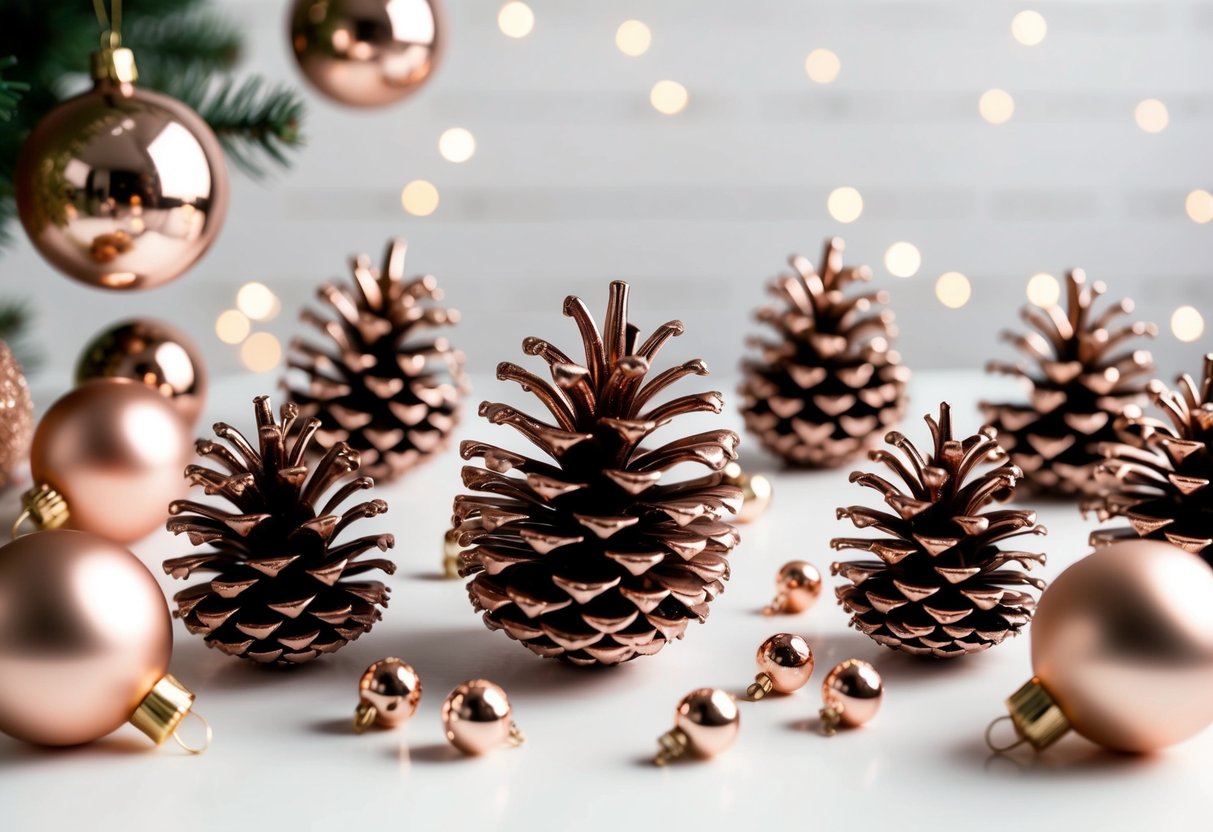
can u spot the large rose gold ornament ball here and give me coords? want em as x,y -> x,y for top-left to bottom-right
442,679 -> 522,755
0,341 -> 33,488
290,0 -> 444,108
14,76 -> 228,291
0,530 -> 172,746
1030,541 -> 1213,753
751,633 -> 814,698
764,560 -> 822,615
820,659 -> 883,734
76,319 -> 208,425
30,380 -> 192,543
675,688 -> 741,758
354,658 -> 422,732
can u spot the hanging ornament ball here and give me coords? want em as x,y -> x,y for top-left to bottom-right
354,658 -> 422,733
290,0 -> 444,108
820,659 -> 883,735
14,48 -> 228,291
27,380 -> 192,543
0,341 -> 33,488
76,319 -> 208,425
441,679 -> 524,756
1000,541 -> 1213,753
0,530 -> 201,747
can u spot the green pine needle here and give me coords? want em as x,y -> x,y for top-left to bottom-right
0,56 -> 29,122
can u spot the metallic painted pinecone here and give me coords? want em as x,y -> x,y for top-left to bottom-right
453,281 -> 742,666
830,403 -> 1047,658
979,269 -> 1155,497
1085,354 -> 1213,565
741,237 -> 909,468
286,238 -> 466,482
164,396 -> 396,665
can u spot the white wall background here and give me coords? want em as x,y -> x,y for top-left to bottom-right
5,0 -> 1213,385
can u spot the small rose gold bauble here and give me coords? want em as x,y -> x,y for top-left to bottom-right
721,461 -> 772,523
749,633 -> 814,699
30,380 -> 192,543
0,341 -> 33,488
674,688 -> 741,759
14,65 -> 227,290
0,530 -> 172,746
820,659 -> 883,734
764,560 -> 822,615
442,679 -> 521,755
76,319 -> 208,424
1026,541 -> 1213,753
290,0 -> 444,108
354,658 -> 422,732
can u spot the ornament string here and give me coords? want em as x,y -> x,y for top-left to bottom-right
91,0 -> 123,48
171,711 -> 213,755
984,715 -> 1029,753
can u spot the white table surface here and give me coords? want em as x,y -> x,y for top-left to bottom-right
2,370 -> 1210,832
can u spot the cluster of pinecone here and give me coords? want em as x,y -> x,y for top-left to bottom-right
159,233 -> 1206,669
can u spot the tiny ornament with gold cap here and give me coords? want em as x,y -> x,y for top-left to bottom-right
18,379 -> 193,544
653,688 -> 741,765
354,658 -> 422,733
0,529 -> 209,752
441,680 -> 524,756
747,633 -> 814,700
13,0 -> 228,290
720,461 -> 773,523
986,540 -> 1213,755
819,659 -> 883,736
763,560 -> 823,615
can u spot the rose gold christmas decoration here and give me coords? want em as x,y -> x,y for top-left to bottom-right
77,318 -> 208,425
23,380 -> 192,543
747,633 -> 814,700
290,0 -> 443,108
763,560 -> 822,615
654,688 -> 740,765
741,237 -> 909,468
820,659 -> 883,735
0,341 -> 33,489
988,541 -> 1213,754
354,658 -> 421,732
1085,354 -> 1213,566
721,461 -> 772,523
164,396 -> 396,665
453,281 -> 742,666
441,679 -> 524,756
0,529 -> 208,751
286,237 -> 465,482
14,40 -> 227,290
980,269 -> 1155,497
831,402 -> 1047,658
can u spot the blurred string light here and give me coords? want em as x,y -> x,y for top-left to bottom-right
936,272 -> 972,309
1171,306 -> 1205,342
884,242 -> 921,278
236,282 -> 280,321
616,20 -> 651,57
215,310 -> 250,345
979,89 -> 1015,124
650,80 -> 688,115
401,180 -> 440,216
827,187 -> 863,223
439,127 -> 476,163
804,49 -> 841,84
1026,272 -> 1060,307
498,2 -> 534,39
1186,189 -> 1213,224
241,332 -> 283,373
1134,98 -> 1168,133
1011,10 -> 1047,46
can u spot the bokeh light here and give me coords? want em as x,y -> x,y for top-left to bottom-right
979,89 -> 1015,124
236,282 -> 280,321
401,180 -> 440,216
650,80 -> 688,115
1135,99 -> 1169,133
805,49 -> 841,84
438,127 -> 476,163
1011,11 -> 1047,46
215,310 -> 250,345
616,20 -> 651,57
1171,306 -> 1205,342
884,242 -> 921,278
1185,189 -> 1213,224
827,187 -> 864,223
498,2 -> 535,38
936,272 -> 972,309
1026,273 -> 1060,307
240,332 -> 283,373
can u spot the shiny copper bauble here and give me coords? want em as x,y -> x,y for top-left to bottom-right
290,0 -> 444,108
355,658 -> 422,732
721,461 -> 772,523
14,77 -> 227,290
30,380 -> 192,543
442,679 -> 522,755
1029,541 -> 1213,753
753,633 -> 814,697
764,560 -> 822,615
675,688 -> 741,757
76,319 -> 208,424
821,659 -> 883,733
0,341 -> 33,488
0,530 -> 172,746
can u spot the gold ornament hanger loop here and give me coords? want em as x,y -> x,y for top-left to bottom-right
984,715 -> 1029,753
171,711 -> 213,755
92,0 -> 123,47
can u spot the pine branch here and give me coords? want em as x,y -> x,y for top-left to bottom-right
0,56 -> 28,121
127,11 -> 241,90
168,74 -> 306,179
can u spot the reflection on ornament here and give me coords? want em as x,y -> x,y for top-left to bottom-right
0,342 -> 33,489
654,688 -> 740,765
290,0 -> 444,108
23,380 -> 192,543
990,541 -> 1213,754
442,680 -> 524,755
14,46 -> 227,290
0,529 -> 208,751
76,318 -> 208,424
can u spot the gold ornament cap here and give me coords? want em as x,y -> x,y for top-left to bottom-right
90,46 -> 138,84
129,674 -> 210,752
1005,676 -> 1070,750
14,483 -> 69,537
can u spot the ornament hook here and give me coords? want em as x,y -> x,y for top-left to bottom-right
984,715 -> 1028,754
170,711 -> 213,755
